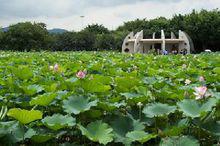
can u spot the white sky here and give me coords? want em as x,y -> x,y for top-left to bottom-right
0,0 -> 219,31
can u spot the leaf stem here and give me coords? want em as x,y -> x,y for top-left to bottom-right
31,105 -> 38,110
139,106 -> 142,120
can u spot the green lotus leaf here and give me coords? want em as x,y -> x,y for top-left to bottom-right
177,100 -> 200,118
162,126 -> 186,137
0,121 -> 19,138
7,108 -> 43,124
120,93 -> 142,99
91,75 -> 112,85
121,92 -> 149,103
31,135 -> 54,143
201,121 -> 220,136
110,114 -> 145,145
12,66 -> 33,80
126,131 -> 157,144
177,98 -> 217,118
213,67 -> 220,74
63,96 -> 97,115
84,109 -> 102,118
78,120 -> 113,145
30,128 -> 54,143
42,114 -> 76,130
0,121 -> 35,143
143,103 -> 176,118
0,121 -> 33,142
160,136 -> 200,146
143,77 -> 157,85
66,77 -> 78,83
200,98 -> 218,112
115,77 -> 140,92
1,121 -> 25,142
24,128 -> 37,139
211,91 -> 220,99
81,80 -> 111,93
30,93 -> 56,106
98,101 -> 126,111
23,84 -> 44,96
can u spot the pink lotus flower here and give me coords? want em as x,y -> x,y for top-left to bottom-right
76,71 -> 87,79
54,63 -> 59,72
194,86 -> 207,100
199,76 -> 205,82
185,79 -> 191,85
49,64 -> 59,72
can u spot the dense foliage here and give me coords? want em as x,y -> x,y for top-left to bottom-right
0,51 -> 219,145
0,9 -> 220,52
1,22 -> 50,51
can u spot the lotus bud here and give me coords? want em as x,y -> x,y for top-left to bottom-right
199,76 -> 205,82
182,64 -> 187,69
54,63 -> 59,72
137,102 -> 143,108
49,65 -> 54,70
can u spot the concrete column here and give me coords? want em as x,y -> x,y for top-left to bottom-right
122,32 -> 134,53
171,32 -> 176,39
134,30 -> 143,53
152,32 -> 156,49
161,30 -> 166,52
178,30 -> 191,54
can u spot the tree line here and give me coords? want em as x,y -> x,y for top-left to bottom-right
0,9 -> 219,52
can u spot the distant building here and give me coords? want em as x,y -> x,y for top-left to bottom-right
122,30 -> 194,54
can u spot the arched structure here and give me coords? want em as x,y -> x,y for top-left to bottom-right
122,30 -> 194,54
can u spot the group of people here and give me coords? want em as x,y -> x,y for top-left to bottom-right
161,49 -> 187,55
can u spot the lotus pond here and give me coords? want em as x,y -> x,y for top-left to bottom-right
0,51 -> 219,146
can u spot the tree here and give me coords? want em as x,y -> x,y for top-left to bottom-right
0,28 -> 4,49
115,17 -> 170,38
183,9 -> 220,52
113,30 -> 130,51
144,17 -> 170,38
170,14 -> 185,32
95,34 -> 115,50
50,32 -> 77,51
76,31 -> 96,51
83,24 -> 110,35
81,24 -> 110,51
51,31 -> 96,51
4,22 -> 50,51
117,19 -> 146,33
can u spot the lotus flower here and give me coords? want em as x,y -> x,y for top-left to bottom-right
49,64 -> 59,72
54,63 -> 59,72
185,79 -> 191,85
194,86 -> 207,100
199,76 -> 205,82
76,70 -> 87,79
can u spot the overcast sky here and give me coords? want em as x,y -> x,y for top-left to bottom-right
0,0 -> 219,31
